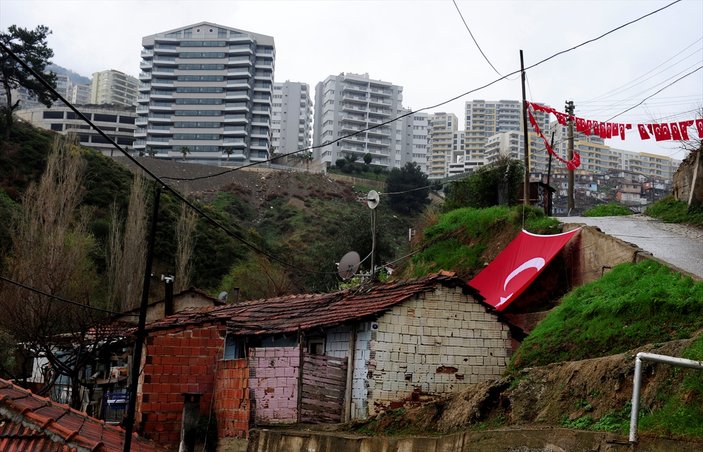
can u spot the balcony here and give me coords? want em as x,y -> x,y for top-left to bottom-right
228,45 -> 253,54
226,80 -> 250,90
150,92 -> 173,100
138,83 -> 151,92
225,91 -> 250,101
223,138 -> 246,147
146,137 -> 170,145
140,61 -> 153,70
135,117 -> 148,126
139,72 -> 152,81
151,67 -> 175,76
227,68 -> 252,77
225,103 -> 248,111
342,114 -> 366,125
253,83 -> 271,91
151,80 -> 174,88
141,49 -> 154,58
149,103 -> 174,112
228,57 -> 252,66
136,106 -> 149,114
137,95 -> 150,104
134,129 -> 146,138
254,60 -> 273,69
154,56 -> 177,65
223,126 -> 247,135
224,114 -> 248,123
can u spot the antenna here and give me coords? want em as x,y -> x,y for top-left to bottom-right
337,251 -> 360,280
366,190 -> 380,209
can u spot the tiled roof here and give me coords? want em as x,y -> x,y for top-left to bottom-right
146,271 -> 483,336
0,378 -> 164,452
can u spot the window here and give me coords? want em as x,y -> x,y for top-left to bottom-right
50,123 -> 63,131
43,111 -> 63,119
224,334 -> 245,360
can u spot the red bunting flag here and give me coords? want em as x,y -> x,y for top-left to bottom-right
696,119 -> 703,138
670,123 -> 682,141
653,123 -> 672,141
638,124 -> 651,140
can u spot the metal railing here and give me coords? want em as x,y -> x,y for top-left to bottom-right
629,352 -> 703,443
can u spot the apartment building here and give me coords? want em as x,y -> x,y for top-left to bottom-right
427,112 -> 458,179
399,111 -> 429,172
619,149 -> 679,181
71,83 -> 91,105
484,130 -> 554,173
90,70 -> 139,107
16,105 -> 136,156
134,22 -> 275,163
313,73 -> 403,170
271,81 -> 312,160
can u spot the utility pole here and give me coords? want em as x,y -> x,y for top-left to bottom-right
565,100 -> 575,213
520,50 -> 530,206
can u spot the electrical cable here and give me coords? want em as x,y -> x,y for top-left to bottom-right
451,0 -> 502,76
0,274 -> 138,317
162,0 -> 682,183
605,65 -> 703,122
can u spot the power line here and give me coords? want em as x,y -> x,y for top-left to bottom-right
0,274 -> 137,317
451,0 -> 502,76
162,0 -> 682,183
605,65 -> 703,122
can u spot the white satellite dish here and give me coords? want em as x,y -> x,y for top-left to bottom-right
337,251 -> 361,280
367,190 -> 380,210
218,291 -> 228,302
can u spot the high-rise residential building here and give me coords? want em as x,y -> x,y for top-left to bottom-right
484,131 -> 550,172
313,73 -> 403,170
70,83 -> 91,105
399,111 -> 429,172
134,22 -> 275,163
271,81 -> 312,160
16,105 -> 136,156
90,70 -> 139,107
427,112 -> 458,179
55,74 -> 71,99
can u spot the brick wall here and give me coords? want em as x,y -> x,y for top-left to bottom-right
214,358 -> 249,438
249,346 -> 300,424
367,288 -> 511,415
138,324 -> 225,446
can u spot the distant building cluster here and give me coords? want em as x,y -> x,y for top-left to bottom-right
12,21 -> 681,176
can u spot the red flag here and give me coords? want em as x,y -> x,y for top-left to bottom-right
576,117 -> 587,133
670,123 -> 682,141
593,121 -> 600,136
599,122 -> 608,139
555,112 -> 568,126
605,123 -> 613,139
469,229 -> 582,311
626,124 -> 632,129
619,124 -> 626,139
638,124 -> 651,140
679,120 -> 693,140
696,119 -> 703,138
584,120 -> 592,136
653,123 -> 672,141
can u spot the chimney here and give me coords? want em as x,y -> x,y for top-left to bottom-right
163,274 -> 174,316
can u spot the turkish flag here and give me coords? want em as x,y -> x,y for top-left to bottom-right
555,112 -> 568,126
606,123 -> 613,139
619,124 -> 626,139
653,123 -> 672,141
638,124 -> 651,140
593,121 -> 600,136
599,122 -> 608,139
576,117 -> 587,133
670,123 -> 682,141
469,229 -> 581,311
696,119 -> 703,138
679,120 -> 694,140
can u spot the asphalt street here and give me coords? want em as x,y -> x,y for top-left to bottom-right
560,215 -> 703,280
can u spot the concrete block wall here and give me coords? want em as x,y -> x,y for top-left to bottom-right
249,346 -> 300,424
351,323 -> 372,419
139,324 -> 225,446
324,325 -> 352,359
214,358 -> 249,438
367,288 -> 511,415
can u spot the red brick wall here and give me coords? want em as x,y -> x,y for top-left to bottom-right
138,324 -> 225,447
214,358 -> 249,438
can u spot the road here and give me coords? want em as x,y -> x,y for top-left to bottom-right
559,215 -> 703,280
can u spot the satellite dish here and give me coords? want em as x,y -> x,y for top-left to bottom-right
337,251 -> 360,280
218,291 -> 228,302
367,190 -> 380,209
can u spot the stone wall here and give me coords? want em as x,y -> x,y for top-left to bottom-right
672,148 -> 702,206
138,323 -> 225,446
366,287 -> 512,415
249,346 -> 300,424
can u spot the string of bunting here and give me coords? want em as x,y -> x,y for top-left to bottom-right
525,101 -> 703,171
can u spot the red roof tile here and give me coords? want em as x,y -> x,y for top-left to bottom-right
146,271 -> 484,336
0,378 -> 165,452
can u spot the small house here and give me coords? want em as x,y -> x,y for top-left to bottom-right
136,272 -> 513,447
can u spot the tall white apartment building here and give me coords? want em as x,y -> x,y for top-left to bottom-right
71,83 -> 91,105
134,22 -> 275,163
313,73 -> 403,169
484,131 -> 551,172
90,69 -> 139,106
271,81 -> 312,159
399,111 -> 430,172
427,112 -> 458,179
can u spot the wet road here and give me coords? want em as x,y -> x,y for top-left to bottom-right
559,215 -> 703,280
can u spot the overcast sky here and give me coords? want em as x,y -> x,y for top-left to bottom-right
2,0 -> 701,159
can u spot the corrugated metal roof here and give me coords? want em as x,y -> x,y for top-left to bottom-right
0,378 -> 165,452
145,271 -> 483,336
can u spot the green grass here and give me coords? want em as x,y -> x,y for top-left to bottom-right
408,205 -> 560,278
511,260 -> 703,369
638,334 -> 703,438
584,203 -> 633,217
646,196 -> 703,227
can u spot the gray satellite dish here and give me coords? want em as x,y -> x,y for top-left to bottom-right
338,251 -> 360,280
218,291 -> 228,302
367,190 -> 380,209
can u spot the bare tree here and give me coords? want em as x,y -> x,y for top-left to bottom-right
174,202 -> 197,292
0,135 -> 116,408
107,175 -> 148,311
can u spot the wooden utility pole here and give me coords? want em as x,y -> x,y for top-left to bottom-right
565,100 -> 575,213
520,50 -> 530,206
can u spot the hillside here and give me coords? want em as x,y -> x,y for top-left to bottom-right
0,123 -> 419,300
